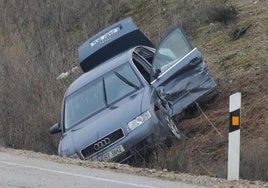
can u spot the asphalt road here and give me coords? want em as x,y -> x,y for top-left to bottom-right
0,151 -> 203,188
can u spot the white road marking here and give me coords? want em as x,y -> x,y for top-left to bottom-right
0,160 -> 156,188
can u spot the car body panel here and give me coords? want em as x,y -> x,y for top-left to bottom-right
69,89 -> 144,149
79,17 -> 154,72
152,48 -> 216,116
151,28 -> 216,117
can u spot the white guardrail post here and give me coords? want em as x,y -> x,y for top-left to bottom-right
227,92 -> 241,180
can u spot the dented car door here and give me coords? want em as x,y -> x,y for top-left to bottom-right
151,28 -> 217,117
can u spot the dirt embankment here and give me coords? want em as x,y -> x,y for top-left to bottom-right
147,0 -> 268,181
0,0 -> 267,183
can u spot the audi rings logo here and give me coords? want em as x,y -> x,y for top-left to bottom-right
94,138 -> 111,151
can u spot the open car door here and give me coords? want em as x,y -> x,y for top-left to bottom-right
151,27 -> 217,117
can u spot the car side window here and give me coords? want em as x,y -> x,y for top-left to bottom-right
153,29 -> 192,74
132,54 -> 151,83
135,47 -> 154,65
132,47 -> 154,83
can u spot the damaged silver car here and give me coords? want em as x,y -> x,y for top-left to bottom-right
50,17 -> 216,162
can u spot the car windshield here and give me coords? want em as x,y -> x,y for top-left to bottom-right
64,64 -> 141,130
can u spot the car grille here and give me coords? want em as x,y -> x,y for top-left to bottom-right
81,128 -> 124,158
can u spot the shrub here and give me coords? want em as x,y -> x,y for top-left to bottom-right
203,1 -> 238,24
240,138 -> 268,181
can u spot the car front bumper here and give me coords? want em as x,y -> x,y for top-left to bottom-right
86,115 -> 162,163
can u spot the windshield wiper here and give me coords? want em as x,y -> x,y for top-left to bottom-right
102,78 -> 108,106
114,71 -> 139,90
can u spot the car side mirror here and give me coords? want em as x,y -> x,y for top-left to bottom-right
50,123 -> 61,134
153,69 -> 161,79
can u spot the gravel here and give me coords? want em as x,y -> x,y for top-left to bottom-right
0,147 -> 266,188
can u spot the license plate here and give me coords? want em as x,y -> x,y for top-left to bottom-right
96,145 -> 125,162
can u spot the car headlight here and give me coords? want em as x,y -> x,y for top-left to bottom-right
127,111 -> 151,132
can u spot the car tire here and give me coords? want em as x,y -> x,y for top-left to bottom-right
165,115 -> 180,139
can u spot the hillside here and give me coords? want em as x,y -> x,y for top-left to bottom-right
0,0 -> 267,182
155,0 -> 268,181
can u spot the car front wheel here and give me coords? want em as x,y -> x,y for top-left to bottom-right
165,115 -> 180,139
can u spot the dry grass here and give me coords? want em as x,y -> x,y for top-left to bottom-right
0,0 -> 267,182
240,138 -> 268,181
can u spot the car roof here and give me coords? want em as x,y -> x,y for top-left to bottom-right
65,49 -> 133,97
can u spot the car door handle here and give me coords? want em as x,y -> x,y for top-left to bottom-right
189,57 -> 202,66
